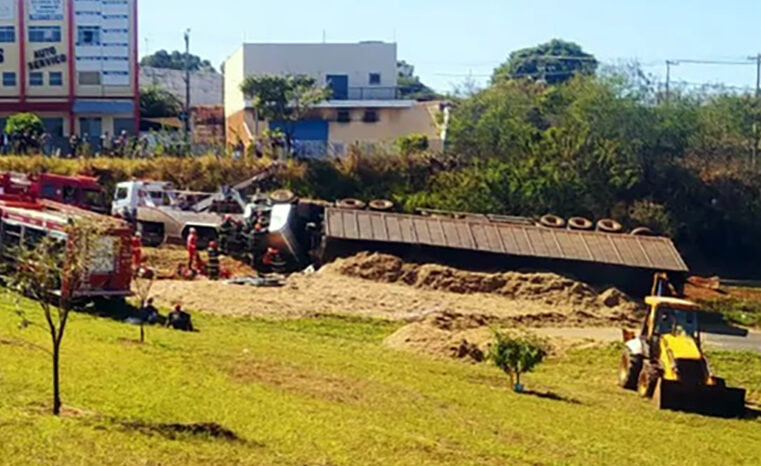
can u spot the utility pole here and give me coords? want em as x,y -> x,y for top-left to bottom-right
665,60 -> 678,102
184,29 -> 191,152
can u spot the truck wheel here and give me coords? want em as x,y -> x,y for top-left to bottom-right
630,226 -> 654,236
539,215 -> 566,229
137,221 -> 166,247
637,363 -> 658,398
597,219 -> 624,234
568,217 -> 594,231
619,350 -> 642,390
337,199 -> 366,210
369,199 -> 394,212
269,189 -> 296,204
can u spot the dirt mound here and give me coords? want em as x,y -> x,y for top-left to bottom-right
142,246 -> 256,279
384,311 -> 493,363
327,252 -> 633,310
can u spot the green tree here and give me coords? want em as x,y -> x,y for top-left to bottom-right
140,86 -> 183,118
397,60 -> 439,100
493,39 -> 597,84
140,49 -> 215,72
4,218 -> 109,416
240,74 -> 331,154
5,112 -> 44,138
396,133 -> 429,155
489,332 -> 548,392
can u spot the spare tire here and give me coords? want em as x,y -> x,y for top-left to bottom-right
597,218 -> 624,234
269,189 -> 296,204
369,199 -> 394,212
539,214 -> 566,229
630,226 -> 655,237
337,198 -> 366,210
568,217 -> 594,231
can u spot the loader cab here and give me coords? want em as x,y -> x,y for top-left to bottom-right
642,297 -> 702,359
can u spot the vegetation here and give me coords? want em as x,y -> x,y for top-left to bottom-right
699,294 -> 761,328
395,133 -> 429,155
139,86 -> 183,118
489,332 -> 548,391
140,50 -> 216,73
492,39 -> 597,84
5,112 -> 44,138
0,296 -> 759,464
398,60 -> 440,100
3,218 -> 108,415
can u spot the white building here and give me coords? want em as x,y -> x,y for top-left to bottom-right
223,42 -> 444,155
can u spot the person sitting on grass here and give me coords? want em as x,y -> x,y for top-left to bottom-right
140,298 -> 161,325
166,304 -> 194,332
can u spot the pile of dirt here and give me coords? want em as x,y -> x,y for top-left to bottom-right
384,311 -> 494,363
326,252 -> 635,310
142,246 -> 256,279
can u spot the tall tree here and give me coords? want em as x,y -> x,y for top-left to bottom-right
140,49 -> 216,73
240,74 -> 331,153
492,39 -> 597,85
397,60 -> 440,100
140,86 -> 183,118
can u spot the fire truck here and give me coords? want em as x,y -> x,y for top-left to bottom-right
0,173 -> 107,214
0,198 -> 132,299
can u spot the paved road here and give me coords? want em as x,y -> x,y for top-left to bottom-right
534,327 -> 761,353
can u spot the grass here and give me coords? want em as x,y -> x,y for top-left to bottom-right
699,293 -> 761,328
1,294 -> 761,465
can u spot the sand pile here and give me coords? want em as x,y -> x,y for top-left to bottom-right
326,252 -> 632,309
142,246 -> 256,278
384,311 -> 494,363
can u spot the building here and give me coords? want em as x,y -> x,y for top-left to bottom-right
223,42 -> 445,155
139,66 -> 222,108
0,0 -> 138,148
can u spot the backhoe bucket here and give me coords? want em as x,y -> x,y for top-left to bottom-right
654,379 -> 746,417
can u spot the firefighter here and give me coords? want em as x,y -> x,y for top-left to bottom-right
186,228 -> 199,270
218,215 -> 235,255
166,304 -> 194,332
131,232 -> 142,272
206,241 -> 221,280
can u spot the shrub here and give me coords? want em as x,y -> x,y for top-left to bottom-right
489,332 -> 548,392
395,133 -> 429,155
5,112 -> 44,137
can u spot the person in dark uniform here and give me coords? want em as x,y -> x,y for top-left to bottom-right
218,215 -> 235,255
206,241 -> 221,280
139,298 -> 161,324
166,304 -> 194,332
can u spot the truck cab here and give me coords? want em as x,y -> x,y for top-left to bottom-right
112,180 -> 176,217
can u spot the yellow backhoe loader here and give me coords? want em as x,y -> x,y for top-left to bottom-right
618,275 -> 746,417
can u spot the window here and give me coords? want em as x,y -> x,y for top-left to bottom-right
78,71 -> 101,85
369,73 -> 381,85
41,184 -> 57,198
115,187 -> 129,201
113,118 -> 135,136
0,26 -> 15,43
49,72 -> 63,86
362,110 -> 379,123
29,26 -> 61,42
77,26 -> 101,45
337,110 -> 351,123
2,72 -> 16,87
29,72 -> 43,86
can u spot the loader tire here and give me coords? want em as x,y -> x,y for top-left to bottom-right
568,217 -> 594,231
630,227 -> 654,236
269,189 -> 296,204
597,218 -> 624,234
337,198 -> 366,210
618,350 -> 642,390
637,363 -> 658,399
539,214 -> 566,229
369,199 -> 394,212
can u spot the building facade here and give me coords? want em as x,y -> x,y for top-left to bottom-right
0,0 -> 138,147
223,42 -> 444,155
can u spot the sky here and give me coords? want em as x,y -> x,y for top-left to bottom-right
140,0 -> 761,93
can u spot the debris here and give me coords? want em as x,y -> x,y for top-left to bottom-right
225,276 -> 285,287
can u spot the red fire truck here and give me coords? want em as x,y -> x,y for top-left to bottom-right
0,173 -> 107,214
0,198 -> 132,299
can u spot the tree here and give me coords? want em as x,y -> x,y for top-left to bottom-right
493,39 -> 597,85
4,218 -> 109,415
488,332 -> 548,392
397,60 -> 439,100
396,133 -> 429,155
140,86 -> 183,118
240,74 -> 331,154
132,267 -> 156,343
140,49 -> 215,73
5,112 -> 44,138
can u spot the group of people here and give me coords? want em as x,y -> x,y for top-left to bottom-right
1,131 -> 52,155
68,130 -> 140,158
137,298 -> 194,332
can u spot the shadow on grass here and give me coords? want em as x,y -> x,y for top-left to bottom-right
522,390 -> 582,405
744,406 -> 761,420
75,299 -> 167,326
117,420 -> 252,444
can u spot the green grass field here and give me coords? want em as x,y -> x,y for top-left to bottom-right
1,294 -> 760,466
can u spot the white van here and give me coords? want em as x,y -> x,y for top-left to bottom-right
111,181 -> 177,217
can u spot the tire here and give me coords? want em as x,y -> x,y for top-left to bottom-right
630,226 -> 654,236
137,221 -> 165,247
597,218 -> 624,234
568,217 -> 594,231
269,189 -> 296,204
337,198 -> 366,210
637,363 -> 658,399
369,199 -> 394,212
618,350 -> 643,390
540,214 -> 566,229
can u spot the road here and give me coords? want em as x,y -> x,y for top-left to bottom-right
534,327 -> 761,353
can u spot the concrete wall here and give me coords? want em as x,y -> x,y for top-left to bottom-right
223,46 -> 245,119
140,66 -> 222,107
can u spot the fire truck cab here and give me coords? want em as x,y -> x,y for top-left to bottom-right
0,173 -> 107,214
0,198 -> 132,299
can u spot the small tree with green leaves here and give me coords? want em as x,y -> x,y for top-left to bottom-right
489,331 -> 548,392
132,266 -> 156,343
4,217 -> 109,415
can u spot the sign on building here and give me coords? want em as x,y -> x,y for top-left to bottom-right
29,0 -> 63,21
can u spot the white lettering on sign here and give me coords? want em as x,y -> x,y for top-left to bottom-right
29,0 -> 63,21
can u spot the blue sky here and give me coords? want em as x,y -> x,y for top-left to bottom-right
140,0 -> 760,93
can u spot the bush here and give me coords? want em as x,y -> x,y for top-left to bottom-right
489,332 -> 548,392
5,113 -> 44,137
395,133 -> 429,155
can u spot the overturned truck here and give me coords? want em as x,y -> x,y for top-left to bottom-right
262,200 -> 688,297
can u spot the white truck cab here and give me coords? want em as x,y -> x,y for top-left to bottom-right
111,180 -> 177,217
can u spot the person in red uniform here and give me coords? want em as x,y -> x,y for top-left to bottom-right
186,228 -> 198,270
131,232 -> 142,272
